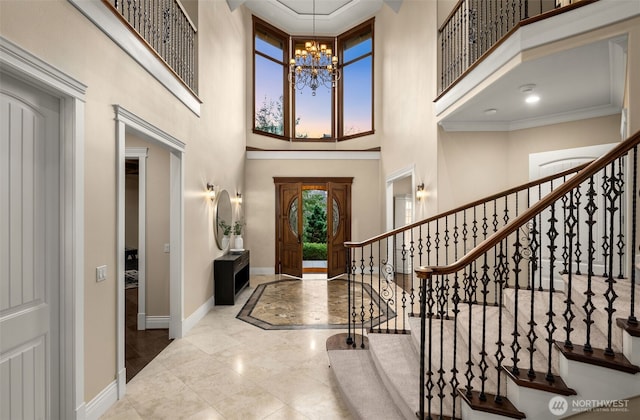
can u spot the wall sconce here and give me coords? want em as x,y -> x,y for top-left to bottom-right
416,183 -> 427,200
206,183 -> 216,201
235,192 -> 242,204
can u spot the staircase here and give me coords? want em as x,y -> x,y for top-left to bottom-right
328,130 -> 640,419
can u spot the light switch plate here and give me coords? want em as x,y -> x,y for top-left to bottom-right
96,265 -> 107,282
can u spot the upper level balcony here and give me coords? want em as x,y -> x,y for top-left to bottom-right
435,0 -> 639,132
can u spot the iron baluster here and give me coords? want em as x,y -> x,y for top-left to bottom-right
347,248 -> 354,346
510,200 -> 523,376
601,165 -> 611,277
419,275 -> 426,419
629,145 -> 638,325
563,190 -> 577,349
616,157 -> 625,279
494,239 -> 507,403
583,175 -> 597,353
465,263 -> 475,398
561,192 -> 570,275
450,266 -> 462,420
426,274 -> 435,418
528,213 -> 540,378
478,254 -> 491,401
574,184 -> 583,275
368,246 -> 375,332
545,201 -> 558,382
604,162 -> 621,356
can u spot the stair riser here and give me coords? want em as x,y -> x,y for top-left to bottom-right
559,354 -> 640,402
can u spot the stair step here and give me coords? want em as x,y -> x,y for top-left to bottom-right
455,303 -> 549,395
554,341 -> 640,374
368,332 -> 420,419
458,390 -> 525,419
567,273 -> 639,351
503,286 -> 615,375
502,365 -> 577,396
406,316 -> 469,418
326,334 -> 406,420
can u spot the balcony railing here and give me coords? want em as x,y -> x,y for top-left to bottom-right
107,0 -> 197,93
439,0 -> 596,94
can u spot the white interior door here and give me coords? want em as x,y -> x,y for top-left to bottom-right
529,143 -> 621,285
1,74 -> 60,419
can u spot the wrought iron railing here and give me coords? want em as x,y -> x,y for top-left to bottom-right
344,129 -> 639,418
107,0 -> 197,93
439,0 -> 597,94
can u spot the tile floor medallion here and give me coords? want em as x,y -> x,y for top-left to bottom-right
237,278 -> 396,330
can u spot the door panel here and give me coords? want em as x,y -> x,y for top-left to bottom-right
1,75 -> 60,419
328,182 -> 351,278
277,183 -> 302,277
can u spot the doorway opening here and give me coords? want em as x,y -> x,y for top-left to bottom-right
302,186 -> 328,278
275,177 -> 352,279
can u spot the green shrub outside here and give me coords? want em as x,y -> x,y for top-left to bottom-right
303,242 -> 327,260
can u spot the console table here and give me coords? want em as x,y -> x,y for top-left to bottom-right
214,250 -> 250,305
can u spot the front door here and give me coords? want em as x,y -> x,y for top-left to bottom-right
275,178 -> 352,278
277,182 -> 303,277
327,182 -> 351,278
1,74 -> 61,419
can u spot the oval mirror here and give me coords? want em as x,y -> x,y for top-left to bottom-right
214,189 -> 232,250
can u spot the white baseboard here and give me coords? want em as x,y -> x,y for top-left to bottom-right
251,267 -> 275,275
182,295 -> 214,335
85,379 -> 118,420
145,315 -> 170,329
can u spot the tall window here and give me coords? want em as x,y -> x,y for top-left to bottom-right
254,20 -> 287,137
253,17 -> 374,142
338,21 -> 373,138
293,37 -> 334,139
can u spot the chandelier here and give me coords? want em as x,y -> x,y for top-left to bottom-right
288,0 -> 340,96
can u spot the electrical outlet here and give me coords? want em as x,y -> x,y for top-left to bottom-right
96,265 -> 107,282
164,243 -> 170,253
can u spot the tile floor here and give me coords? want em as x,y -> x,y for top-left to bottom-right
101,275 -> 354,420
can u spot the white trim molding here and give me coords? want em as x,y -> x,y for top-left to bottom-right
84,380 -> 117,420
114,105 -> 185,406
67,0 -> 201,115
182,296 -> 215,335
145,316 -> 171,329
1,35 -> 86,420
246,150 -> 381,160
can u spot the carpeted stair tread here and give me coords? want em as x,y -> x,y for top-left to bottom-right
503,287 -> 615,372
367,332 -> 421,419
455,304 -> 544,393
327,345 -> 405,420
567,274 -> 638,351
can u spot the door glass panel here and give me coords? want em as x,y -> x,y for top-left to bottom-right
332,198 -> 340,237
289,197 -> 299,237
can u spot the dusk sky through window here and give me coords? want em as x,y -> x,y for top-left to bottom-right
255,25 -> 372,139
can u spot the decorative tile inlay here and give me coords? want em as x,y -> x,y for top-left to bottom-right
237,279 -> 395,330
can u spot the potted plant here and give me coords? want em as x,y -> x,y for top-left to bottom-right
218,220 -> 231,249
233,220 -> 244,250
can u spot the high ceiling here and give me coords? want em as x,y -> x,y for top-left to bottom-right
228,0 -> 403,34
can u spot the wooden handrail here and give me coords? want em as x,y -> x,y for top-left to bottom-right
345,161 -> 590,248
416,129 -> 640,277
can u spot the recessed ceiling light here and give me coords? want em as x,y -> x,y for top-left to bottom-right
525,95 -> 540,104
484,108 -> 498,115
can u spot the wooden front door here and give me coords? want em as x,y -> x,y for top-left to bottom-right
327,182 -> 351,278
276,182 -> 303,277
275,178 -> 352,278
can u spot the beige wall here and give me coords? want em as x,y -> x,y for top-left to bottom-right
0,0 -> 247,401
244,159 -> 381,270
377,0 -> 440,223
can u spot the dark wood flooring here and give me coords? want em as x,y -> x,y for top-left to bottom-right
125,287 -> 173,382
